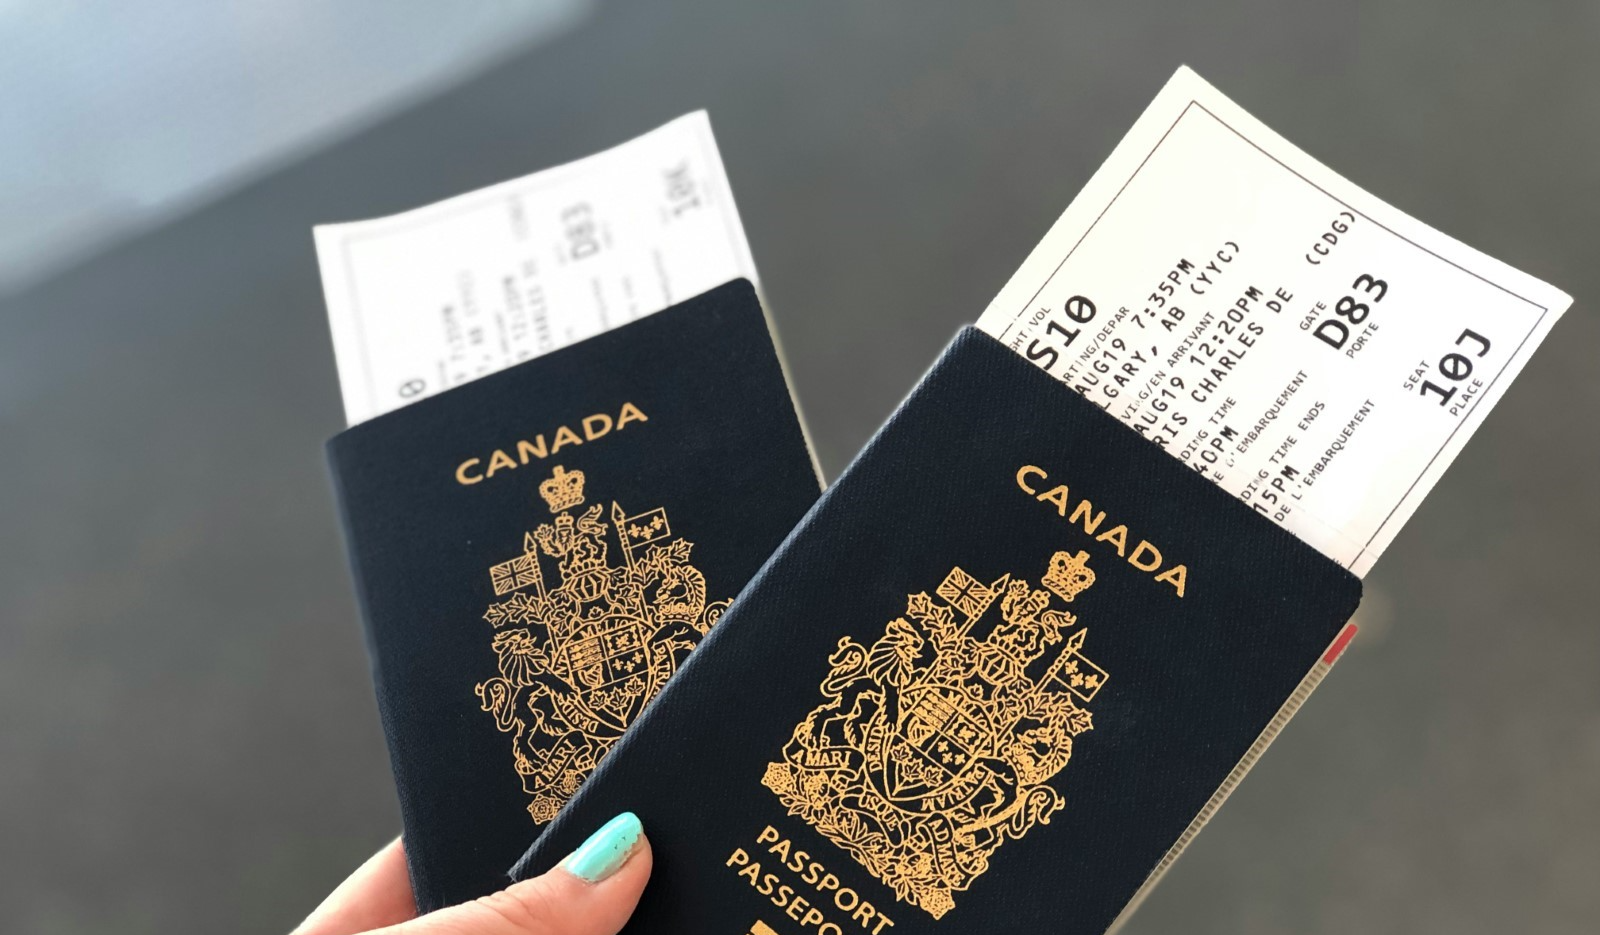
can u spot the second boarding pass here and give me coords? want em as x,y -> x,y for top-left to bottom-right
316,111 -> 757,426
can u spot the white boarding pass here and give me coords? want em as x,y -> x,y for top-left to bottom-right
316,111 -> 758,425
977,66 -> 1571,576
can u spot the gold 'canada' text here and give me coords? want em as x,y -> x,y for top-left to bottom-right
455,402 -> 648,485
1015,464 -> 1189,597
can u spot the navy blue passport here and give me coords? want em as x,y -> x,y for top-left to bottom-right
509,327 -> 1361,934
326,279 -> 820,912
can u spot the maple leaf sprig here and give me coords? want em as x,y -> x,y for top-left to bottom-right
483,590 -> 546,628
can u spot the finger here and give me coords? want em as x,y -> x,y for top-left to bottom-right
292,836 -> 417,935
375,812 -> 651,935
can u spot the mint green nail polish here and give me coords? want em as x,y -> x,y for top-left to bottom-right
562,812 -> 643,883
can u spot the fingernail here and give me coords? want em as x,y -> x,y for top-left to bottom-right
561,812 -> 643,883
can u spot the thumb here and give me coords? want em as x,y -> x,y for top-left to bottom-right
376,813 -> 651,935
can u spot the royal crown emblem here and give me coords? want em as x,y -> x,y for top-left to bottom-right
539,464 -> 587,513
1042,547 -> 1095,601
762,550 -> 1109,919
476,466 -> 729,823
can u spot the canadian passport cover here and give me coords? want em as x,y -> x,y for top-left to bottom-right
327,279 -> 819,911
509,327 -> 1362,934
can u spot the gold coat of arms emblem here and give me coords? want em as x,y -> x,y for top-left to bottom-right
763,550 -> 1108,919
475,465 -> 728,823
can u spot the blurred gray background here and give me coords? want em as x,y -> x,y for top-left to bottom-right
1,1 -> 1596,933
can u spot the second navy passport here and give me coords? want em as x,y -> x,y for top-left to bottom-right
510,328 -> 1361,934
327,280 -> 819,911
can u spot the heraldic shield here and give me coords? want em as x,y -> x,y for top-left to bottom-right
763,550 -> 1109,919
476,465 -> 729,824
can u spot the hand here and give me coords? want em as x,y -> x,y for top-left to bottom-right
293,812 -> 651,935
